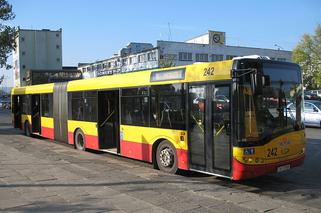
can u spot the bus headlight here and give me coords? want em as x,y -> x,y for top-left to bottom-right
255,157 -> 264,163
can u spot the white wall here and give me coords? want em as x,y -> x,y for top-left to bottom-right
13,29 -> 62,86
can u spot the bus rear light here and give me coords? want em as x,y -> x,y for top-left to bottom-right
180,136 -> 185,142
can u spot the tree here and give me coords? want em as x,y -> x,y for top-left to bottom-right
0,0 -> 16,84
159,54 -> 176,68
293,25 -> 321,89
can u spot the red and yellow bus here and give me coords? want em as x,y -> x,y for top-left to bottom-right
11,57 -> 305,180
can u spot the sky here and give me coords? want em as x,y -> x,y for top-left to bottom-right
1,0 -> 321,87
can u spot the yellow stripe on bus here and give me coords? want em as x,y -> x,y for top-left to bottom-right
67,120 -> 98,136
11,83 -> 54,95
41,117 -> 54,128
120,125 -> 188,150
233,130 -> 305,165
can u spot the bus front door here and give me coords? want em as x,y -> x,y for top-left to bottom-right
31,94 -> 41,133
188,84 -> 231,177
98,90 -> 120,153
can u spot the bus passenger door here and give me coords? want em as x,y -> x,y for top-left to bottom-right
98,90 -> 120,153
188,84 -> 231,177
13,95 -> 22,128
31,94 -> 41,133
212,85 -> 231,173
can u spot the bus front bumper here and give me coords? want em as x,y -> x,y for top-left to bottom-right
232,154 -> 305,180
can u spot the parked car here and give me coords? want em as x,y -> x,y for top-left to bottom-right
310,90 -> 321,98
303,100 -> 321,127
286,100 -> 321,127
304,90 -> 318,100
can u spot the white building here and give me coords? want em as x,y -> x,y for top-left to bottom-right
13,29 -> 63,87
79,30 -> 292,78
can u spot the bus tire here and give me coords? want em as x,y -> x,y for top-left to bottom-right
24,121 -> 31,137
75,129 -> 86,151
156,140 -> 178,174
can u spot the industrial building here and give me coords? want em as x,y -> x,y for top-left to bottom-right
79,30 -> 292,78
12,29 -> 63,87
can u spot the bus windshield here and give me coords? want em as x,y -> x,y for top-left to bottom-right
238,61 -> 303,145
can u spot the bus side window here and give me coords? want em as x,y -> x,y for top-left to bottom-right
121,87 -> 149,127
150,83 -> 185,130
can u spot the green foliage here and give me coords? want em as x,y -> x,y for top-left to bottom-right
293,25 -> 321,89
159,54 -> 176,68
0,0 -> 16,70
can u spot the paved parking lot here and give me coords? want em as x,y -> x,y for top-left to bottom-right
0,109 -> 320,212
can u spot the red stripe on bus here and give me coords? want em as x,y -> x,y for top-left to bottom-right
176,149 -> 188,170
120,140 -> 188,170
84,135 -> 99,150
232,154 -> 305,180
68,132 -> 74,145
41,127 -> 54,139
121,140 -> 152,162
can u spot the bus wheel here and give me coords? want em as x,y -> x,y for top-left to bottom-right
156,140 -> 178,174
75,129 -> 86,151
24,121 -> 31,137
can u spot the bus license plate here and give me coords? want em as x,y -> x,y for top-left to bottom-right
277,164 -> 290,173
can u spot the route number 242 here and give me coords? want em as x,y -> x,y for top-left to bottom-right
203,67 -> 215,76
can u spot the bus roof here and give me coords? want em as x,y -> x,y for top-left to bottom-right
11,83 -> 54,95
67,60 -> 233,92
12,60 -> 233,94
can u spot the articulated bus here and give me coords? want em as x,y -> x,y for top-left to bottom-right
11,57 -> 305,180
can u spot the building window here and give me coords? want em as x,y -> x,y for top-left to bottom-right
196,53 -> 208,62
164,54 -> 177,61
57,58 -> 60,62
22,65 -> 26,69
121,87 -> 149,126
87,67 -> 91,72
22,51 -> 26,56
147,52 -> 156,61
122,58 -> 128,65
56,33 -> 59,37
56,45 -> 60,49
270,57 -> 275,60
138,54 -> 145,63
129,57 -> 133,65
21,37 -> 25,42
211,54 -> 223,62
150,83 -> 185,130
277,58 -> 286,62
179,52 -> 192,61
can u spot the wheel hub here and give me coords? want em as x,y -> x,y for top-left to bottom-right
77,134 -> 84,148
160,147 -> 174,167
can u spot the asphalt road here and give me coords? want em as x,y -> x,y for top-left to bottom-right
1,109 -> 320,211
